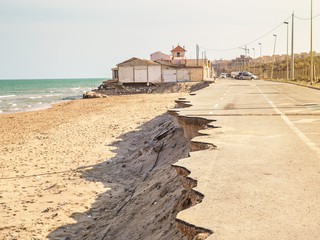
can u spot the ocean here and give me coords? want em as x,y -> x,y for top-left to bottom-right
0,78 -> 106,114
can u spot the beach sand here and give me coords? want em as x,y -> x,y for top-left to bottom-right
0,91 -> 194,240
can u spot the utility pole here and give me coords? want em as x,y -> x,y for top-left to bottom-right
239,45 -> 248,57
196,44 -> 199,67
271,34 -> 277,79
259,43 -> 262,78
284,21 -> 289,81
291,12 -> 295,80
310,0 -> 314,84
239,45 -> 249,71
252,48 -> 255,73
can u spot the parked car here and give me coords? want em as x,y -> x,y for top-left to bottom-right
219,73 -> 227,78
235,71 -> 244,79
231,71 -> 240,78
236,71 -> 258,80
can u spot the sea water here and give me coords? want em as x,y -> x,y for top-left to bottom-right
0,78 -> 106,114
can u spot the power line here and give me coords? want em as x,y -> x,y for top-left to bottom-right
295,12 -> 320,20
200,15 -> 291,52
200,15 -> 292,52
243,16 -> 291,47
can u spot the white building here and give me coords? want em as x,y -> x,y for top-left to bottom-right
113,57 -> 161,83
111,45 -> 214,83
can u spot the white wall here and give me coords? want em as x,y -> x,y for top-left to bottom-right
134,66 -> 148,82
119,66 -> 134,82
177,69 -> 190,82
148,66 -> 161,83
162,69 -> 177,82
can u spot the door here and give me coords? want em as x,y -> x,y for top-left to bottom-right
162,69 -> 177,82
134,69 -> 148,82
177,69 -> 190,82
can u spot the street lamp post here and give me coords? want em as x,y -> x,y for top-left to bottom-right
271,34 -> 277,79
284,22 -> 289,81
310,0 -> 314,84
291,12 -> 295,80
252,48 -> 255,73
258,43 -> 262,78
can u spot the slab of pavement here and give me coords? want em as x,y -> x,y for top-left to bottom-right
173,79 -> 320,239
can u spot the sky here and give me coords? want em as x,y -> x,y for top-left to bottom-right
0,0 -> 319,79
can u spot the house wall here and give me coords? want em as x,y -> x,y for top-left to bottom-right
177,69 -> 190,82
171,58 -> 186,65
172,52 -> 185,58
161,66 -> 204,82
117,58 -> 162,83
150,52 -> 171,62
119,67 -> 134,82
115,58 -> 210,83
148,66 -> 162,83
162,69 -> 177,82
186,59 -> 211,67
189,68 -> 203,82
134,66 -> 148,82
119,65 -> 162,83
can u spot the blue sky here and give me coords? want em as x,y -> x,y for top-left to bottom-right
0,0 -> 319,79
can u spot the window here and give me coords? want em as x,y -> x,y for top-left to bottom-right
177,52 -> 180,57
114,70 -> 118,79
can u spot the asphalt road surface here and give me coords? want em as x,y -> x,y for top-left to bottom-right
174,79 -> 320,239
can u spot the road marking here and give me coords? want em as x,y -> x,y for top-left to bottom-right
220,98 -> 224,100
214,104 -> 219,108
256,85 -> 320,156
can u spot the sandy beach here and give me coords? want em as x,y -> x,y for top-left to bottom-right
0,90 -> 197,239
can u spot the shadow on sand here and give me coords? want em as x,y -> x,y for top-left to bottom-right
47,113 -> 190,240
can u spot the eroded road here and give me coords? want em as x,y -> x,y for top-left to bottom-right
174,79 -> 320,239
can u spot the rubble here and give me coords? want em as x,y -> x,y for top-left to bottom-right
83,80 -> 213,98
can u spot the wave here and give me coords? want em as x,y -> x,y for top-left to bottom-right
0,95 -> 16,98
29,96 -> 43,99
44,94 -> 62,97
70,87 -> 81,91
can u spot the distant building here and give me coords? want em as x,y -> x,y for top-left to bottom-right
230,55 -> 252,68
212,59 -> 231,74
150,51 -> 171,62
111,45 -> 214,83
170,45 -> 187,65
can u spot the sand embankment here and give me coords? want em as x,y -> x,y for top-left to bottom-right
0,82 -> 209,240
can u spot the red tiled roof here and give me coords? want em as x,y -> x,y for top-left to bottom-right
171,45 -> 186,52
